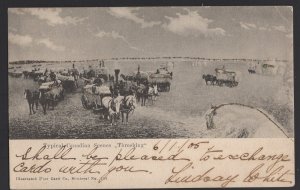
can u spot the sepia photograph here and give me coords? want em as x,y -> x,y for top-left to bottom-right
8,6 -> 294,139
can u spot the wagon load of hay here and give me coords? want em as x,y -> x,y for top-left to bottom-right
148,73 -> 171,92
261,63 -> 278,75
56,74 -> 75,82
214,68 -> 238,87
135,71 -> 149,80
83,84 -> 111,95
60,70 -> 69,76
9,70 -> 23,78
81,84 -> 111,110
39,81 -> 56,90
215,68 -> 236,81
125,71 -> 149,84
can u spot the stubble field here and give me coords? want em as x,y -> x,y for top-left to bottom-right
9,59 -> 294,139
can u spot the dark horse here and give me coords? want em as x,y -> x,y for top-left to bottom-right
23,71 -> 30,79
202,74 -> 217,85
136,84 -> 149,106
248,69 -> 256,74
24,89 -> 39,115
120,95 -> 136,124
39,90 -> 55,115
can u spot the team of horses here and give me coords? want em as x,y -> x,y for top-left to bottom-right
101,95 -> 136,125
23,65 -> 162,127
102,83 -> 159,125
23,67 -> 79,115
131,83 -> 158,106
24,85 -> 64,115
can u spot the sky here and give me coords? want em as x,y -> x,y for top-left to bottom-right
8,6 -> 293,62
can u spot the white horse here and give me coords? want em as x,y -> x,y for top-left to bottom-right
120,95 -> 137,124
148,84 -> 159,104
102,96 -> 122,125
152,84 -> 159,100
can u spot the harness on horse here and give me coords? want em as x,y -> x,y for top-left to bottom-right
108,99 -> 117,112
121,96 -> 135,114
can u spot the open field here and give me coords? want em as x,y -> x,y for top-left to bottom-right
9,59 -> 294,139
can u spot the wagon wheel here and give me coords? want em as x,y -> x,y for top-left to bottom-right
61,90 -> 65,100
72,82 -> 77,92
81,95 -> 89,109
91,101 -> 98,110
166,83 -> 171,92
235,81 -> 239,87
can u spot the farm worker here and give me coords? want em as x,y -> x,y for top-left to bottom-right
57,80 -> 62,86
94,77 -> 103,86
50,71 -> 56,81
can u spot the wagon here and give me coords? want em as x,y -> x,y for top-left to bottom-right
9,71 -> 23,78
81,84 -> 111,111
39,81 -> 64,101
148,73 -> 171,92
215,68 -> 238,87
126,71 -> 149,85
156,67 -> 173,78
32,70 -> 44,81
56,73 -> 78,92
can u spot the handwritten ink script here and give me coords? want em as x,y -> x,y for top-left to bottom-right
10,139 -> 294,189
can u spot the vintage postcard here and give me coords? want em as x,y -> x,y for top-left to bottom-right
8,6 -> 294,189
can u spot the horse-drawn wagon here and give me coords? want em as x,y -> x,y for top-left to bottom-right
133,71 -> 149,85
81,84 -> 112,111
56,74 -> 77,92
215,68 -> 238,87
148,73 -> 171,92
9,70 -> 23,78
39,81 -> 64,100
31,70 -> 44,81
81,69 -> 137,125
38,81 -> 64,114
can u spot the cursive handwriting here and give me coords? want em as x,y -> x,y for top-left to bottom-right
244,163 -> 293,184
16,145 -> 76,161
98,165 -> 150,183
109,147 -> 190,166
82,147 -> 109,161
165,162 -> 239,187
59,160 -> 106,174
13,160 -> 52,173
11,141 -> 294,188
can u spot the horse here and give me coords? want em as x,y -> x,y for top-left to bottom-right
147,84 -> 159,105
24,89 -> 39,115
248,69 -> 256,74
37,75 -> 51,85
202,74 -> 217,85
120,95 -> 136,124
151,84 -> 159,101
39,86 -> 64,114
23,71 -> 30,79
102,96 -> 122,125
39,90 -> 53,115
135,84 -> 149,106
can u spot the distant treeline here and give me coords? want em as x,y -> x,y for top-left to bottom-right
9,57 -> 288,65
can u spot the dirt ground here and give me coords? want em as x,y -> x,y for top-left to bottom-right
9,60 -> 294,139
